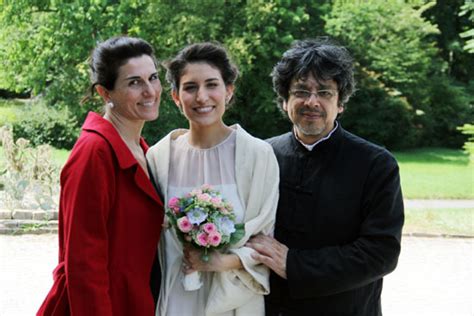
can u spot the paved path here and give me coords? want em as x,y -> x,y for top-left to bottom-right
0,234 -> 472,316
404,199 -> 474,209
382,236 -> 473,316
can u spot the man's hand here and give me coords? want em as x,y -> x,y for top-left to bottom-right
246,234 -> 288,279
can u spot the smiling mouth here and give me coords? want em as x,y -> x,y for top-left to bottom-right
193,106 -> 215,114
139,101 -> 156,108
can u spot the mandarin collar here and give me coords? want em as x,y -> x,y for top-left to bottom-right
290,121 -> 343,154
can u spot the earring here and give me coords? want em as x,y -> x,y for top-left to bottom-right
107,101 -> 114,109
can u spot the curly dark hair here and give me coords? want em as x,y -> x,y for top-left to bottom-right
163,42 -> 239,93
271,37 -> 355,110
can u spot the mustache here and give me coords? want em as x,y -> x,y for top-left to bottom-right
298,108 -> 326,116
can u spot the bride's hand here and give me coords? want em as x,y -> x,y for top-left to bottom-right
183,246 -> 242,273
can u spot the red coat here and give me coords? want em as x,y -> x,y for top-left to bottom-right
37,112 -> 164,316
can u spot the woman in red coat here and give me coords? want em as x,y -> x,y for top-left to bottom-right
37,36 -> 164,315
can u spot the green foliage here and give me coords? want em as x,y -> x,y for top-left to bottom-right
326,0 -> 472,148
326,1 -> 439,89
340,69 -> 417,150
0,1 -> 332,142
0,98 -> 25,127
423,0 -> 474,82
229,223 -> 245,245
0,126 -> 59,210
457,123 -> 474,158
420,77 -> 473,148
460,0 -> 474,53
0,1 -> 471,149
143,1 -> 329,140
13,100 -> 79,149
0,106 -> 18,127
393,148 -> 473,199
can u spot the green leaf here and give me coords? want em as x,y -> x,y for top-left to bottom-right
229,223 -> 245,244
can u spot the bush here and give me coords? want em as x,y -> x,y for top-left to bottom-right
0,107 -> 17,127
0,126 -> 59,210
13,100 -> 79,149
340,70 -> 418,150
419,78 -> 473,148
0,98 -> 25,127
458,123 -> 474,159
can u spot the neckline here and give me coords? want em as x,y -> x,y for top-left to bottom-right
177,129 -> 236,151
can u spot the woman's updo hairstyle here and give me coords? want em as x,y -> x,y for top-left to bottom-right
163,42 -> 239,93
85,36 -> 156,101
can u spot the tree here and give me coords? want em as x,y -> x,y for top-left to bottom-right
0,1 -> 332,144
0,0 -> 470,149
460,0 -> 474,53
325,0 -> 472,148
422,0 -> 474,82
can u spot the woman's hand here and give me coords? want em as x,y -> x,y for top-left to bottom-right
182,245 -> 242,274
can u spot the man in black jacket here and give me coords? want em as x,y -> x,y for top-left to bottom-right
247,38 -> 404,316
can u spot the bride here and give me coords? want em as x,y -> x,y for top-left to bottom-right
147,42 -> 279,316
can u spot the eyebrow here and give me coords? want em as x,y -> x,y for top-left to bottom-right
182,77 -> 220,85
124,72 -> 158,81
292,83 -> 309,90
291,82 -> 334,90
125,76 -> 141,81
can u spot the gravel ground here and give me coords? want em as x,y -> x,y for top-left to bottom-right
0,235 -> 472,316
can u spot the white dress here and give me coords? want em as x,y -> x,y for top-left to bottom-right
165,130 -> 244,316
148,125 -> 279,316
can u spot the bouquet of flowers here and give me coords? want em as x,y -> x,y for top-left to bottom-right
166,184 -> 245,291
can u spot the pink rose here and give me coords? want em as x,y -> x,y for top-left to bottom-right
168,197 -> 179,208
197,193 -> 212,202
210,197 -> 222,206
208,232 -> 222,247
219,206 -> 230,215
168,197 -> 180,213
177,216 -> 192,233
201,184 -> 212,191
202,223 -> 217,234
196,232 -> 209,246
190,189 -> 202,196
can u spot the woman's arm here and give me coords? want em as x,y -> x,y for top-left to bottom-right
61,135 -> 116,315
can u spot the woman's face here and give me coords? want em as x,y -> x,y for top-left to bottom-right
107,55 -> 162,122
173,62 -> 233,129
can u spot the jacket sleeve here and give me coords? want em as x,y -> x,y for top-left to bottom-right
61,137 -> 116,315
230,145 -> 280,294
286,152 -> 404,298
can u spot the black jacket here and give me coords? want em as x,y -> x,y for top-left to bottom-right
265,125 -> 404,316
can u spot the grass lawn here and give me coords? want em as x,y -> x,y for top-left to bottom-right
0,98 -> 26,126
394,148 -> 473,199
51,148 -> 70,166
404,207 -> 473,236
2,144 -> 473,236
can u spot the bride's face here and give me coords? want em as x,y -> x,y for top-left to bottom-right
172,62 -> 233,129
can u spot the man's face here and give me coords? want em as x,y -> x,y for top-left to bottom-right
283,73 -> 343,144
